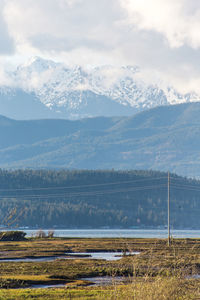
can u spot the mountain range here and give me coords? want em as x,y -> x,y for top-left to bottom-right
0,102 -> 200,177
0,57 -> 199,120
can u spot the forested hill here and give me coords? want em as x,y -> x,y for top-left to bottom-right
1,102 -> 200,177
0,169 -> 199,229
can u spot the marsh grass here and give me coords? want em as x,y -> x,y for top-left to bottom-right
0,278 -> 198,300
88,238 -> 200,300
97,277 -> 200,300
0,238 -> 199,299
101,238 -> 200,300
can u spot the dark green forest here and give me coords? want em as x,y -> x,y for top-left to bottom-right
0,169 -> 199,229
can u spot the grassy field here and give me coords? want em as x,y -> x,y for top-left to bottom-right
0,237 -> 199,299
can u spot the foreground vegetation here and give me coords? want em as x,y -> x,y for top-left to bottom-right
0,237 -> 199,299
0,278 -> 199,300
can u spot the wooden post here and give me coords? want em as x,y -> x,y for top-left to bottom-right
168,172 -> 170,246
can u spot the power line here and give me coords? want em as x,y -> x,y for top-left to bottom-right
171,184 -> 200,192
1,180 -> 200,200
171,178 -> 200,186
0,184 -> 167,199
171,183 -> 200,189
0,176 -> 167,192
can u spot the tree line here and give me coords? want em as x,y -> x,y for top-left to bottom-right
0,169 -> 199,228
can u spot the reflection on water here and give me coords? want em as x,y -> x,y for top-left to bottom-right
0,256 -> 61,263
0,251 -> 140,263
83,276 -> 130,286
65,252 -> 139,261
28,276 -> 129,289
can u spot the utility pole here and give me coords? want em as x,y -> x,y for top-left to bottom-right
168,171 -> 171,246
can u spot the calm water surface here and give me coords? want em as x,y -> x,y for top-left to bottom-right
23,229 -> 200,238
65,252 -> 139,261
0,252 -> 139,263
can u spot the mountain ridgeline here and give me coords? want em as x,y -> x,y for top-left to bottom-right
0,58 -> 170,120
0,169 -> 199,229
1,102 -> 200,176
1,57 -> 199,120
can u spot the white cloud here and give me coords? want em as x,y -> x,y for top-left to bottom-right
0,0 -> 200,95
0,0 -> 14,54
121,0 -> 200,49
3,0 -> 123,56
0,64 -> 13,86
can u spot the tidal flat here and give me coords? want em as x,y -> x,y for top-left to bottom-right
0,237 -> 199,299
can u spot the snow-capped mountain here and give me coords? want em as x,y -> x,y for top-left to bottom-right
0,56 -> 199,120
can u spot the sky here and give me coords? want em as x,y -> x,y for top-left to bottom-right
1,0 -> 200,93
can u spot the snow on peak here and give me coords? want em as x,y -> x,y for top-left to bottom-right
6,57 -> 200,115
20,56 -> 60,73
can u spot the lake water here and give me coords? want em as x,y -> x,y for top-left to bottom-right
0,252 -> 135,263
22,229 -> 200,239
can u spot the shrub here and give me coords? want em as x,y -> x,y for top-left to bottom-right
0,231 -> 26,241
48,230 -> 55,238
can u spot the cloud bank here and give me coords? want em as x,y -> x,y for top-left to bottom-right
0,0 -> 200,94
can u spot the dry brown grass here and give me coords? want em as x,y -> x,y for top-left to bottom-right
96,277 -> 200,300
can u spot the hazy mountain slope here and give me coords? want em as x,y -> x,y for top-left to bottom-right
0,102 -> 200,177
0,114 -> 119,149
0,89 -> 59,120
109,103 -> 200,130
